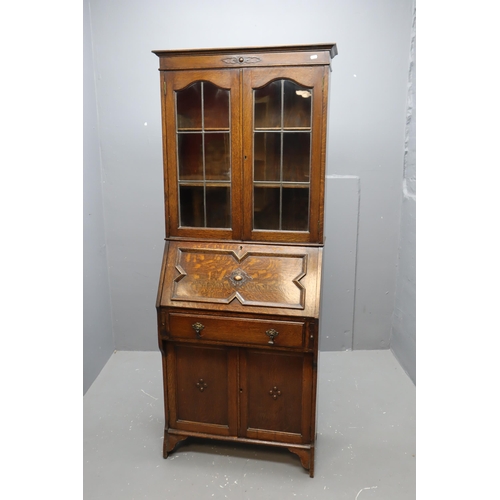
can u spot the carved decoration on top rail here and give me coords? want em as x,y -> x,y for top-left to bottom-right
221,56 -> 262,65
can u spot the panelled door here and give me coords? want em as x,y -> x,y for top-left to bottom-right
167,343 -> 313,443
167,344 -> 238,436
239,349 -> 313,444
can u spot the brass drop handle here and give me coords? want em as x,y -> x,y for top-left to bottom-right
234,275 -> 242,281
192,322 -> 205,338
265,328 -> 279,345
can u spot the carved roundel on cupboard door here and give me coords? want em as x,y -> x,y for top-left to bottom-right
171,247 -> 307,309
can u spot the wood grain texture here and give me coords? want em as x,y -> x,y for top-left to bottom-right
167,343 -> 237,436
288,446 -> 314,477
163,433 -> 188,458
171,245 -> 307,308
241,66 -> 326,243
168,312 -> 305,348
159,54 -> 330,244
240,350 -> 312,444
166,428 -> 314,472
154,44 -> 333,477
159,240 -> 321,318
153,44 -> 336,71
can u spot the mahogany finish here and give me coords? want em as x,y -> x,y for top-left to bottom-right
154,44 -> 336,477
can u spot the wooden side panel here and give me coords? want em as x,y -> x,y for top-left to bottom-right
155,242 -> 170,309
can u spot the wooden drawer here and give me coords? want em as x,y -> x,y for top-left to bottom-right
167,313 -> 305,349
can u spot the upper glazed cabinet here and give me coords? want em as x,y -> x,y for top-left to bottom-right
155,45 -> 337,244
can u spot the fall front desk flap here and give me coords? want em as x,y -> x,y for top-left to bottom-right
157,241 -> 323,318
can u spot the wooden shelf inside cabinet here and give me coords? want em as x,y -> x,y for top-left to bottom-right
154,44 -> 336,478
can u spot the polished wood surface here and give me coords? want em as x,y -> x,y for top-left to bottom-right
167,312 -> 305,348
166,343 -> 238,436
155,44 -> 336,477
158,49 -> 332,244
153,44 -> 337,71
240,349 -> 312,443
158,240 -> 322,318
172,244 -> 307,308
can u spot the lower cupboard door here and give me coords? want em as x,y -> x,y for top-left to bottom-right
239,349 -> 313,444
167,344 -> 238,435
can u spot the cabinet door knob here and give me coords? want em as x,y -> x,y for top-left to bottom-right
192,322 -> 205,338
265,328 -> 279,345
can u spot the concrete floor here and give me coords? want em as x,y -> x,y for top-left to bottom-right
83,350 -> 415,499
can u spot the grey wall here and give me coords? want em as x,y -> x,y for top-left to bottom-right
391,5 -> 416,383
83,0 -> 114,394
85,0 -> 414,356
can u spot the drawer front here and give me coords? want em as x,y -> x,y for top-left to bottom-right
168,313 -> 305,349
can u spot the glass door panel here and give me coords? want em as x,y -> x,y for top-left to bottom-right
282,187 -> 309,231
206,186 -> 231,228
253,132 -> 281,181
178,133 -> 203,180
175,81 -> 231,229
203,82 -> 230,129
179,186 -> 204,227
283,80 -> 312,128
253,186 -> 280,230
204,133 -> 230,180
254,81 -> 281,129
252,79 -> 312,232
176,82 -> 202,130
282,133 -> 310,182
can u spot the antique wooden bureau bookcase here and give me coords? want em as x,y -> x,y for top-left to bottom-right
153,44 -> 337,477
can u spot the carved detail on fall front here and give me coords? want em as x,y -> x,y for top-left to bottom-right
227,268 -> 252,287
172,247 -> 307,309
